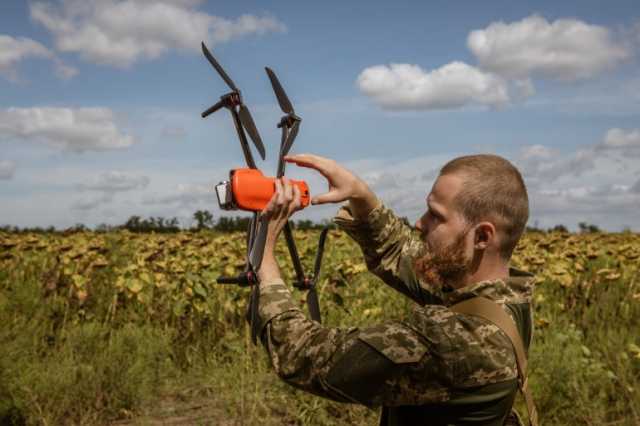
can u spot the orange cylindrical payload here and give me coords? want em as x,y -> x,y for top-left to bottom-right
219,168 -> 310,212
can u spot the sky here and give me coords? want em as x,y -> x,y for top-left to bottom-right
1,0 -> 640,231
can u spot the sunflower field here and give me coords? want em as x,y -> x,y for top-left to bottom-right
0,228 -> 638,425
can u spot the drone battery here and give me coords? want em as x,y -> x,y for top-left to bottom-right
215,181 -> 234,210
230,168 -> 310,211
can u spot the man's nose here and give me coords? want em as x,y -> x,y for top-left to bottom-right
414,218 -> 422,231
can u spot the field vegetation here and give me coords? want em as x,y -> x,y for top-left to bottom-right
0,225 -> 638,425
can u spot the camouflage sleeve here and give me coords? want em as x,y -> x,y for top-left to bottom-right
255,279 -> 453,407
333,201 -> 443,305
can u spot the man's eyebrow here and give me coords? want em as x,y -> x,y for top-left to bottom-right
427,201 -> 445,217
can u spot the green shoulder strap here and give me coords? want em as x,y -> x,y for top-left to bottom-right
451,297 -> 539,426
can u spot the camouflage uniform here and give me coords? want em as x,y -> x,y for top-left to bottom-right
256,202 -> 535,425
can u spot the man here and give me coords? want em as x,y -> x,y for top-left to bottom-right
254,153 -> 535,425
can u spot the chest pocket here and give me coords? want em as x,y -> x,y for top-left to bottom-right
358,324 -> 428,364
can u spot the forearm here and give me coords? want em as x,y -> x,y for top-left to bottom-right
255,279 -> 450,408
254,278 -> 360,403
334,202 -> 443,305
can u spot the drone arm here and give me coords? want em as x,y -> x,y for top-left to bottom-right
283,223 -> 306,283
201,99 -> 226,118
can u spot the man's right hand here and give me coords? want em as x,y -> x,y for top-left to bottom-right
284,154 -> 379,220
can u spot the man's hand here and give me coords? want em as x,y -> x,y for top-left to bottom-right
257,178 -> 303,283
285,154 -> 379,220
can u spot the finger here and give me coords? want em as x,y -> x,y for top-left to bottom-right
277,178 -> 292,221
275,178 -> 285,207
283,177 -> 293,202
290,184 -> 302,213
284,154 -> 333,178
311,189 -> 346,205
262,187 -> 279,216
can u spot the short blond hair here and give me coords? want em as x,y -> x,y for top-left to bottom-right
440,154 -> 529,260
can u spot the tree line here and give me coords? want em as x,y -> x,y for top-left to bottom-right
0,210 -> 334,234
1,210 -> 607,234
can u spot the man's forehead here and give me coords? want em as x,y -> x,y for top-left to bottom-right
428,173 -> 464,205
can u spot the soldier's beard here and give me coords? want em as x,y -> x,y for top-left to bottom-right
414,230 -> 472,289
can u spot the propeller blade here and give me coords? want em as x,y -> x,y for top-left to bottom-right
276,125 -> 289,178
282,119 -> 300,158
230,109 -> 257,169
306,287 -> 321,323
265,67 -> 294,114
238,105 -> 266,160
201,42 -> 238,92
248,217 -> 268,272
201,99 -> 226,118
313,227 -> 329,279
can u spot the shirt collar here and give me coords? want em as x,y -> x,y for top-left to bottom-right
442,267 -> 535,306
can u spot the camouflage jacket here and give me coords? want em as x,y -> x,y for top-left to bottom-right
256,202 -> 535,426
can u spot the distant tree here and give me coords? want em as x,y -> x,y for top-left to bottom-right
166,217 -> 180,232
120,215 -> 180,233
550,224 -> 569,233
67,223 -> 88,233
578,222 -> 600,233
193,210 -> 214,230
295,219 -> 314,230
124,215 -> 141,231
214,216 -> 252,232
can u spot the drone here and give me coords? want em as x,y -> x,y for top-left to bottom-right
199,42 -> 328,343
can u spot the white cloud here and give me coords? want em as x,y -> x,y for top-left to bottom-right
142,182 -> 213,206
0,161 -> 15,179
357,62 -> 512,110
511,136 -> 640,230
531,182 -> 640,230
78,171 -> 150,192
0,34 -> 77,81
30,0 -> 286,67
468,14 -> 630,81
516,145 -> 596,184
0,107 -> 136,152
597,128 -> 640,156
72,171 -> 149,210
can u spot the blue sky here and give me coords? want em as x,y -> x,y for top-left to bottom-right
1,0 -> 639,231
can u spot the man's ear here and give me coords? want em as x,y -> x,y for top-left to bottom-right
474,222 -> 495,250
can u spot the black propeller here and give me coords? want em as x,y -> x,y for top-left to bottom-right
201,42 -> 266,162
265,67 -> 302,177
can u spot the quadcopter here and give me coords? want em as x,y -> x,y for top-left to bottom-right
199,42 -> 327,343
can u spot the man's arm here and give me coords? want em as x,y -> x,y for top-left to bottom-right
284,154 -> 442,305
255,278 -> 451,407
